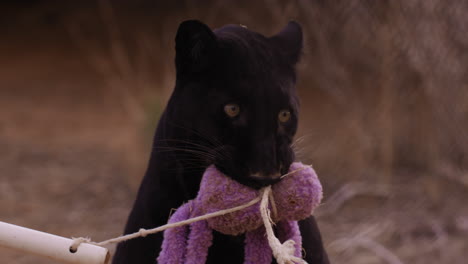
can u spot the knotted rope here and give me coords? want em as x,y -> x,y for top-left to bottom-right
71,166 -> 311,264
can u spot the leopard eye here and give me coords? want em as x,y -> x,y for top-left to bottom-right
278,110 -> 291,123
224,104 -> 240,118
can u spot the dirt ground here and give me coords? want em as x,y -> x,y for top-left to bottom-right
1,1 -> 468,264
0,39 -> 139,263
2,68 -> 467,264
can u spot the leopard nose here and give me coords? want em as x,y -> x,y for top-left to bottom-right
251,172 -> 281,179
250,172 -> 282,186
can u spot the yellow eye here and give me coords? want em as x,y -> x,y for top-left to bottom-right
224,104 -> 240,117
278,110 -> 291,123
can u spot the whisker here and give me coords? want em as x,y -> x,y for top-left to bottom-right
165,121 -> 224,148
291,133 -> 314,160
157,138 -> 233,162
157,139 -> 221,154
153,147 -> 217,160
280,164 -> 312,179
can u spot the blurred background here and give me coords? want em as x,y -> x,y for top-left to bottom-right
1,0 -> 467,263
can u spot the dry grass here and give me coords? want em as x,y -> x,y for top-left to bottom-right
1,1 -> 467,263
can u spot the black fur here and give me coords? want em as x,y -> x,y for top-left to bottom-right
112,20 -> 329,264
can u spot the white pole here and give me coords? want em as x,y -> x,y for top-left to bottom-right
0,221 -> 110,264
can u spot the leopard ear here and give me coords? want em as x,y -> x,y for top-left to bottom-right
175,20 -> 217,77
270,21 -> 303,64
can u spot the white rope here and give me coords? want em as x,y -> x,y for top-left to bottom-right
97,195 -> 261,247
70,195 -> 262,251
260,186 -> 306,264
71,165 -> 311,262
69,237 -> 91,253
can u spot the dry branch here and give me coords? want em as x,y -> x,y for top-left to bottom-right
317,182 -> 391,217
330,235 -> 404,264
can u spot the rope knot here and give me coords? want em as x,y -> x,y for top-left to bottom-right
273,239 -> 305,264
67,164 -> 317,264
139,228 -> 148,237
260,187 -> 307,264
70,237 -> 91,253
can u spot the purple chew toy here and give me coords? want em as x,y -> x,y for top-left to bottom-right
157,162 -> 322,264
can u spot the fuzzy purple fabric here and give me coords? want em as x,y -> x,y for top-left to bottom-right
157,162 -> 322,264
199,166 -> 261,235
276,220 -> 302,257
272,162 -> 323,222
158,201 -> 192,263
185,206 -> 212,264
244,226 -> 272,264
